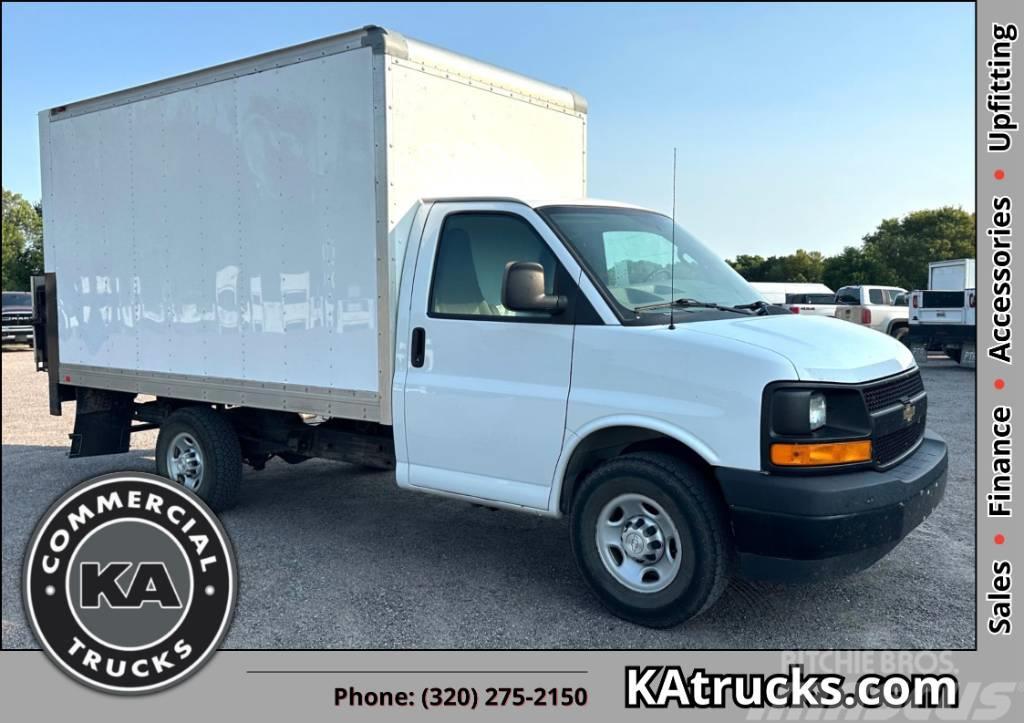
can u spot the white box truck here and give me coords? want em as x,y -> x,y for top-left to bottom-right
34,26 -> 947,628
906,259 -> 977,365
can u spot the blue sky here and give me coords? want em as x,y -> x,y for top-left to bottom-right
2,2 -> 974,258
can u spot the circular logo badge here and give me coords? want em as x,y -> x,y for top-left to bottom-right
23,472 -> 236,694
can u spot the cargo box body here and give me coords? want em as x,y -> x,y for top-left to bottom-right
927,258 -> 975,291
39,26 -> 587,424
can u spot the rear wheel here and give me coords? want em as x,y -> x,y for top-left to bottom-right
570,452 -> 732,627
156,407 -> 242,512
891,325 -> 909,345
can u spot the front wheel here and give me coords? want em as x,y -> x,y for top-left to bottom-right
156,406 -> 243,512
570,452 -> 732,628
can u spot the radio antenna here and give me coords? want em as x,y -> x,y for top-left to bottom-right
669,147 -> 677,330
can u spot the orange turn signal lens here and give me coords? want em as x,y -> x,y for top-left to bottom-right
770,440 -> 872,467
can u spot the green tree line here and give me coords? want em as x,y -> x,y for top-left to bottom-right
2,187 -> 44,290
727,207 -> 976,292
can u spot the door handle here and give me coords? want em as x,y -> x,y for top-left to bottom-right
411,327 -> 426,368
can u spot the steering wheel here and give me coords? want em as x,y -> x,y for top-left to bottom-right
642,267 -> 673,283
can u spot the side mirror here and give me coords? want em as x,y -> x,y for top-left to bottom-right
502,261 -> 567,314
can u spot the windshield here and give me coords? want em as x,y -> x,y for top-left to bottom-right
540,206 -> 760,319
2,292 -> 32,307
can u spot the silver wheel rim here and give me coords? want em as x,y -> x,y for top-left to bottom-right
595,493 -> 682,593
165,432 -> 204,491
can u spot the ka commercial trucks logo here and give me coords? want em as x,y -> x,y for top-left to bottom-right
23,473 -> 237,694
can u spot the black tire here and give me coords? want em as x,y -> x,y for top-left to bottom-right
156,407 -> 242,512
945,347 -> 962,364
892,326 -> 909,345
569,452 -> 732,628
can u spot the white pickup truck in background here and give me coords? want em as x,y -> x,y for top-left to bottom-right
906,259 -> 976,366
32,25 -> 947,629
834,285 -> 910,340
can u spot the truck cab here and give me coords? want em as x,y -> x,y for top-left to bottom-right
388,197 -> 947,625
834,285 -> 910,340
2,290 -> 35,346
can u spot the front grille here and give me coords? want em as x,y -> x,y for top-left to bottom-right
874,417 -> 926,466
2,313 -> 32,326
863,371 -> 924,413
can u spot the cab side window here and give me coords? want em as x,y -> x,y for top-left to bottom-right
429,213 -> 562,320
868,289 -> 884,304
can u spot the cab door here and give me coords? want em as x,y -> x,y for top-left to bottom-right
398,202 -> 583,510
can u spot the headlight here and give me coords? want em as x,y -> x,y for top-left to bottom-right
809,392 -> 826,430
771,389 -> 830,435
765,385 -> 873,469
769,388 -> 866,437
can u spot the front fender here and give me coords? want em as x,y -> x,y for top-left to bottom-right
546,415 -> 720,514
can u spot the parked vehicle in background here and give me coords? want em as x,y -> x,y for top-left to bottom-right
906,259 -> 977,366
926,258 -> 975,292
834,285 -> 909,340
749,282 -> 829,305
784,291 -> 837,318
31,25 -> 947,629
748,282 -> 837,317
2,291 -> 34,346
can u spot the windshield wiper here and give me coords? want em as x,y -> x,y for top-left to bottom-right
732,299 -> 772,315
634,298 -> 752,315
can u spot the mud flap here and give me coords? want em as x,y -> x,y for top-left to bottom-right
69,388 -> 134,457
910,343 -> 930,366
959,343 -> 976,368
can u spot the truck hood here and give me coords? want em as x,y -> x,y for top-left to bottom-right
686,313 -> 914,383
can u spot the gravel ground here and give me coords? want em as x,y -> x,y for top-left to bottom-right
1,346 -> 975,649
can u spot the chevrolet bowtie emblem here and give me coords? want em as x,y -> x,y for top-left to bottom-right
902,403 -> 916,424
